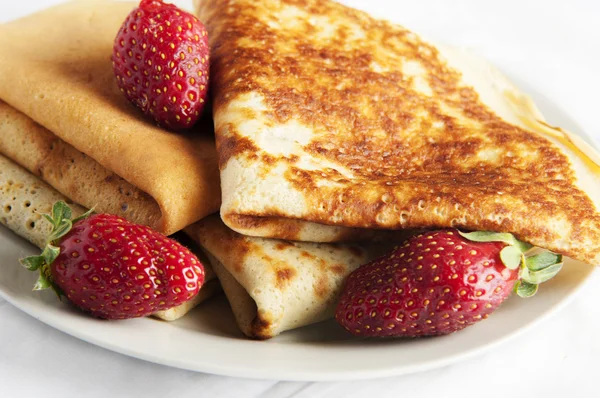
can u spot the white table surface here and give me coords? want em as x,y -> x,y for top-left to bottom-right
1,0 -> 599,397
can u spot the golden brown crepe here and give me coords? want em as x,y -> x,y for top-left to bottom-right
0,153 -> 219,321
196,0 -> 600,265
185,215 -> 397,339
0,1 -> 220,235
0,102 -> 162,230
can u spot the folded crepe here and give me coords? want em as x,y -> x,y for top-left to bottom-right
185,215 -> 399,339
0,153 -> 219,321
0,1 -> 221,235
0,154 -> 86,248
196,0 -> 600,265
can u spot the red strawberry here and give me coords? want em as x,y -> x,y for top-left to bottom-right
335,229 -> 563,337
20,202 -> 205,320
112,0 -> 209,130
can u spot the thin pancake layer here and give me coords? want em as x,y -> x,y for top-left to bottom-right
0,102 -> 162,230
196,0 -> 600,264
185,215 -> 395,339
0,1 -> 220,235
0,154 -> 86,249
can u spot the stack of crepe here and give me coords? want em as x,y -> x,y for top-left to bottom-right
2,0 -> 600,339
0,1 -> 224,321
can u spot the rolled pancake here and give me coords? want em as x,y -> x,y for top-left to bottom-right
0,102 -> 160,230
0,154 -> 86,248
185,215 -> 397,339
0,1 -> 220,235
196,0 -> 600,265
0,154 -> 218,321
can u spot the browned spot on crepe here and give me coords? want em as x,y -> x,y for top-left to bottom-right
313,274 -> 329,299
275,267 -> 297,289
249,311 -> 275,340
329,264 -> 346,276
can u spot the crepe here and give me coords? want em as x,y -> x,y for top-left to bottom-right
0,1 -> 220,235
0,154 -> 86,249
185,215 -> 397,339
196,0 -> 600,265
0,154 -> 218,321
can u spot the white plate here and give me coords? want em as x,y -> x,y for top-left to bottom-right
0,80 -> 596,380
0,5 -> 596,374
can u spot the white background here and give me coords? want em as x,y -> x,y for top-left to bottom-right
1,0 -> 599,397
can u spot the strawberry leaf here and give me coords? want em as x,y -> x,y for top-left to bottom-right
49,220 -> 72,243
525,252 -> 562,271
41,244 -> 60,266
522,262 -> 563,284
459,231 -> 532,253
499,245 -> 523,270
72,207 -> 95,225
31,262 -> 62,298
20,255 -> 45,271
42,213 -> 55,226
515,280 -> 538,298
33,267 -> 53,291
51,201 -> 72,226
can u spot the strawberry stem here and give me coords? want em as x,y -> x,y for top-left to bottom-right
458,230 -> 563,298
19,201 -> 94,297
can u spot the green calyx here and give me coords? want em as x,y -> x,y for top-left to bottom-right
19,201 -> 94,297
458,230 -> 563,298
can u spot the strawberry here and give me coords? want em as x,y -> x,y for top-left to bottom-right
20,202 -> 205,320
335,229 -> 563,337
112,0 -> 209,130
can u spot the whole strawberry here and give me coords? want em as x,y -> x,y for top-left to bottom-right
112,0 -> 209,130
20,202 -> 205,319
335,229 -> 562,337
